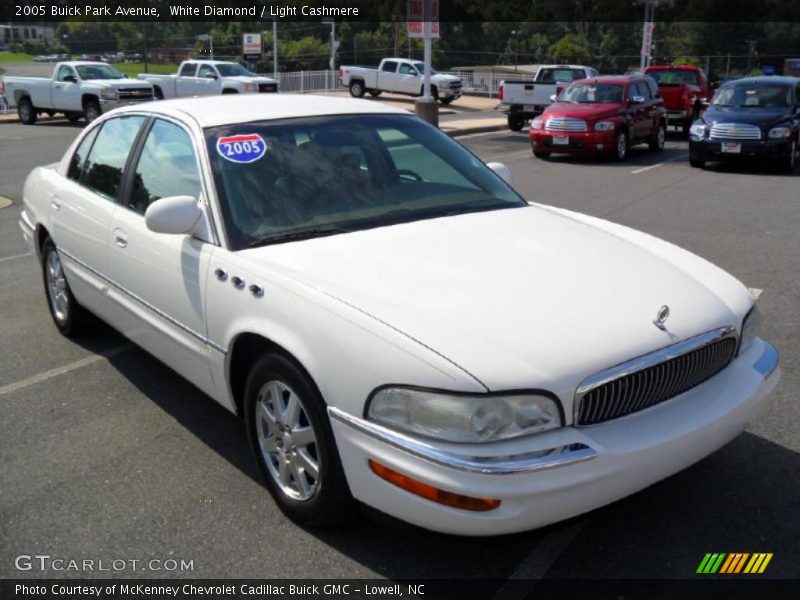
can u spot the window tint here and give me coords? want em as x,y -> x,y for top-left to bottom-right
56,66 -> 75,82
398,63 -> 416,75
381,61 -> 398,73
67,126 -> 100,182
82,116 -> 145,200
180,63 -> 197,77
128,120 -> 202,215
198,64 -> 216,78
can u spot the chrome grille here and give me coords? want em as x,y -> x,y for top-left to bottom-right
545,117 -> 587,132
709,123 -> 761,140
258,83 -> 278,93
117,88 -> 154,101
575,328 -> 738,426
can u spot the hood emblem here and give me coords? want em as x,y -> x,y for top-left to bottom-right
653,305 -> 670,331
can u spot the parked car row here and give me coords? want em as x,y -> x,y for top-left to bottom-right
339,57 -> 462,104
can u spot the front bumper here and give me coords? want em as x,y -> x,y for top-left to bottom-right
330,338 -> 780,536
100,98 -> 154,111
530,129 -> 617,155
689,137 -> 792,160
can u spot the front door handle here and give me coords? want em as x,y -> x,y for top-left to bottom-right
50,199 -> 62,211
113,228 -> 128,248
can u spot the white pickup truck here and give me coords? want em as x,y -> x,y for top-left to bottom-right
3,61 -> 155,125
499,64 -> 598,131
138,60 -> 278,99
339,58 -> 462,104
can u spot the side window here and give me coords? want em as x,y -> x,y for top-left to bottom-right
795,84 -> 800,107
56,66 -> 75,82
646,78 -> 660,98
381,61 -> 398,73
634,81 -> 651,100
82,116 -> 145,200
66,126 -> 100,182
128,119 -> 202,215
179,63 -> 197,77
198,64 -> 216,78
398,63 -> 416,75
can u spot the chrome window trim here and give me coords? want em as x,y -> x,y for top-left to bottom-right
328,406 -> 596,476
574,326 -> 738,425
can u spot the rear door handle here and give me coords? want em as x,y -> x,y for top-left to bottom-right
113,228 -> 128,248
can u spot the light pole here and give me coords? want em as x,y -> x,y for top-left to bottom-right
511,30 -> 520,73
322,18 -> 339,90
636,0 -> 673,72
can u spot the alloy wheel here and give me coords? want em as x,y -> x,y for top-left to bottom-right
45,249 -> 69,323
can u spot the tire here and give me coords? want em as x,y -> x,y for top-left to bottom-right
221,89 -> 239,94
533,150 -> 550,159
18,97 -> 37,125
649,122 -> 666,152
431,86 -> 439,101
349,80 -> 365,98
83,100 -> 101,124
614,130 -> 628,161
153,86 -> 164,100
439,97 -> 454,105
782,140 -> 797,173
508,115 -> 525,132
367,90 -> 381,97
244,353 -> 356,528
689,155 -> 706,168
66,112 -> 81,124
41,238 -> 92,336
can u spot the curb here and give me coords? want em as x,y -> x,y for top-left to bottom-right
445,123 -> 508,137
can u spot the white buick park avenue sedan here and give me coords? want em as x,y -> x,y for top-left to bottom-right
20,95 -> 780,535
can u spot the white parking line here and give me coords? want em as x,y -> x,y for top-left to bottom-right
0,344 -> 133,397
490,521 -> 585,600
0,252 -> 32,264
630,153 -> 688,174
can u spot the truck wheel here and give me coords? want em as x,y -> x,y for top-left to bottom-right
368,90 -> 382,97
507,115 -> 525,132
439,97 -> 454,105
649,122 -> 666,152
431,86 -> 439,101
18,97 -> 37,125
349,80 -> 365,98
153,86 -> 164,100
83,100 -> 101,124
614,130 -> 628,161
244,353 -> 356,528
66,112 -> 81,124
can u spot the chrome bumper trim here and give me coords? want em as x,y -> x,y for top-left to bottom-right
328,406 -> 596,476
753,341 -> 779,379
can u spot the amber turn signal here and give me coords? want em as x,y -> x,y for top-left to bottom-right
368,459 -> 501,512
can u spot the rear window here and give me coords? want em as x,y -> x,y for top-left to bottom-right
648,69 -> 699,86
537,68 -> 587,83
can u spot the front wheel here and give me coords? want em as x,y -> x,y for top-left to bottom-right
349,80 -> 365,98
18,97 -> 37,125
83,100 -> 101,124
614,130 -> 628,161
649,122 -> 666,152
41,238 -> 92,336
244,353 -> 356,528
439,97 -> 454,105
66,112 -> 81,124
782,140 -> 797,172
508,115 -> 525,132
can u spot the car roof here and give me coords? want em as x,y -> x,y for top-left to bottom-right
112,93 -> 410,128
722,76 -> 798,86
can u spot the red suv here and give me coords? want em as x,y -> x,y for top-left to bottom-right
529,75 -> 667,161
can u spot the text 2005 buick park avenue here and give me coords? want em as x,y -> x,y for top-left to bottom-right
20,95 -> 780,535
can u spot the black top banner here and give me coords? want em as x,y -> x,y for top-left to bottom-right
2,0 -> 800,23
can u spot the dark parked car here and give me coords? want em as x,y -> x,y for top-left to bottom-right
688,76 -> 800,171
529,75 -> 667,161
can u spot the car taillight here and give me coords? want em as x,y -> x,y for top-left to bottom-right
338,68 -> 343,80
498,83 -> 503,101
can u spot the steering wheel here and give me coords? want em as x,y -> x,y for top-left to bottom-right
394,169 -> 423,182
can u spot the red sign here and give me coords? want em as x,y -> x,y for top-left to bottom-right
407,0 -> 440,39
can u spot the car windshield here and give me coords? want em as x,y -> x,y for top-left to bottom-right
413,63 -> 438,75
712,84 -> 791,108
560,83 -> 624,104
76,64 -> 125,80
537,68 -> 587,83
648,69 -> 699,85
205,114 -> 525,250
216,63 -> 253,77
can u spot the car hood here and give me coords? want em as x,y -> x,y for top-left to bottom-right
544,102 -> 622,121
224,75 -> 277,84
240,206 -> 745,395
87,80 -> 153,90
702,106 -> 791,128
432,74 -> 461,83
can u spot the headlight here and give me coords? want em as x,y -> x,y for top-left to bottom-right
768,127 -> 791,139
531,117 -> 544,130
594,121 -> 615,132
100,88 -> 117,100
739,305 -> 762,356
367,387 -> 562,443
689,122 -> 707,138
243,83 -> 256,92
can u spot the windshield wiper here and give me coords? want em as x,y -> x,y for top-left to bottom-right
444,204 -> 509,217
248,226 -> 352,248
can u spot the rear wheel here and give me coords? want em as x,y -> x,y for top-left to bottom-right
41,238 -> 92,336
649,122 -> 666,152
508,115 -> 525,132
614,130 -> 628,161
83,100 -> 101,124
18,97 -> 37,125
244,353 -> 356,528
349,80 -> 365,98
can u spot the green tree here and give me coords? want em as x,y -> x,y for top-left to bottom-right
547,34 -> 592,64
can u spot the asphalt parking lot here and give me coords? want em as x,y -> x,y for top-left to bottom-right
0,117 -> 798,587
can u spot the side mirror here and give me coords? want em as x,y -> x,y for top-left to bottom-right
205,73 -> 218,80
145,196 -> 209,239
486,162 -> 512,186
63,74 -> 77,83
549,94 -> 558,102
630,95 -> 645,105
